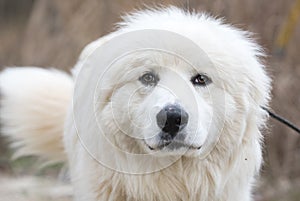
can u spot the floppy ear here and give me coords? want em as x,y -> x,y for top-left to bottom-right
72,32 -> 122,114
72,33 -> 117,79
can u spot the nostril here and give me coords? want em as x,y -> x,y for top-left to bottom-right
180,110 -> 189,127
156,109 -> 167,129
175,117 -> 181,125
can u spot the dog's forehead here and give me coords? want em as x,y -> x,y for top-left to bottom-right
128,51 -> 215,75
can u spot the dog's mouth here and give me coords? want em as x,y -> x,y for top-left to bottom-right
146,140 -> 202,151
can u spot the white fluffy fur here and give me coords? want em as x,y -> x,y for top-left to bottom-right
0,7 -> 271,201
0,67 -> 73,162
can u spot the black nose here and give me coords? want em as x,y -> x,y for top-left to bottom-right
156,105 -> 189,139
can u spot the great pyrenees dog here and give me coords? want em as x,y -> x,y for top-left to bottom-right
0,7 -> 271,201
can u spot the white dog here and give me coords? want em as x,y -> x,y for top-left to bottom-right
0,7 -> 271,201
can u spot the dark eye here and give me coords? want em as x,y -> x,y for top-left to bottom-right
139,72 -> 159,86
191,74 -> 212,86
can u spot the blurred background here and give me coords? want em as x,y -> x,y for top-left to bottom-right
0,0 -> 299,200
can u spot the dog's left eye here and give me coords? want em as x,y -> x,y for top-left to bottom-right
191,74 -> 212,86
139,72 -> 159,86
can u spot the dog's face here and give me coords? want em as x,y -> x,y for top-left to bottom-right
101,51 -> 230,157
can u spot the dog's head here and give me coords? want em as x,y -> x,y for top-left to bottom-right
73,8 -> 271,168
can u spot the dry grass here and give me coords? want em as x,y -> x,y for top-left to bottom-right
0,174 -> 72,201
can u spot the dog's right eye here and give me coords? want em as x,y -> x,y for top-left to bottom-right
139,72 -> 159,86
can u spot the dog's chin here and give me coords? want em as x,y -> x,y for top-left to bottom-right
144,140 -> 202,157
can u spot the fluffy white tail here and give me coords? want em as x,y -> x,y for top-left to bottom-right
0,67 -> 73,162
